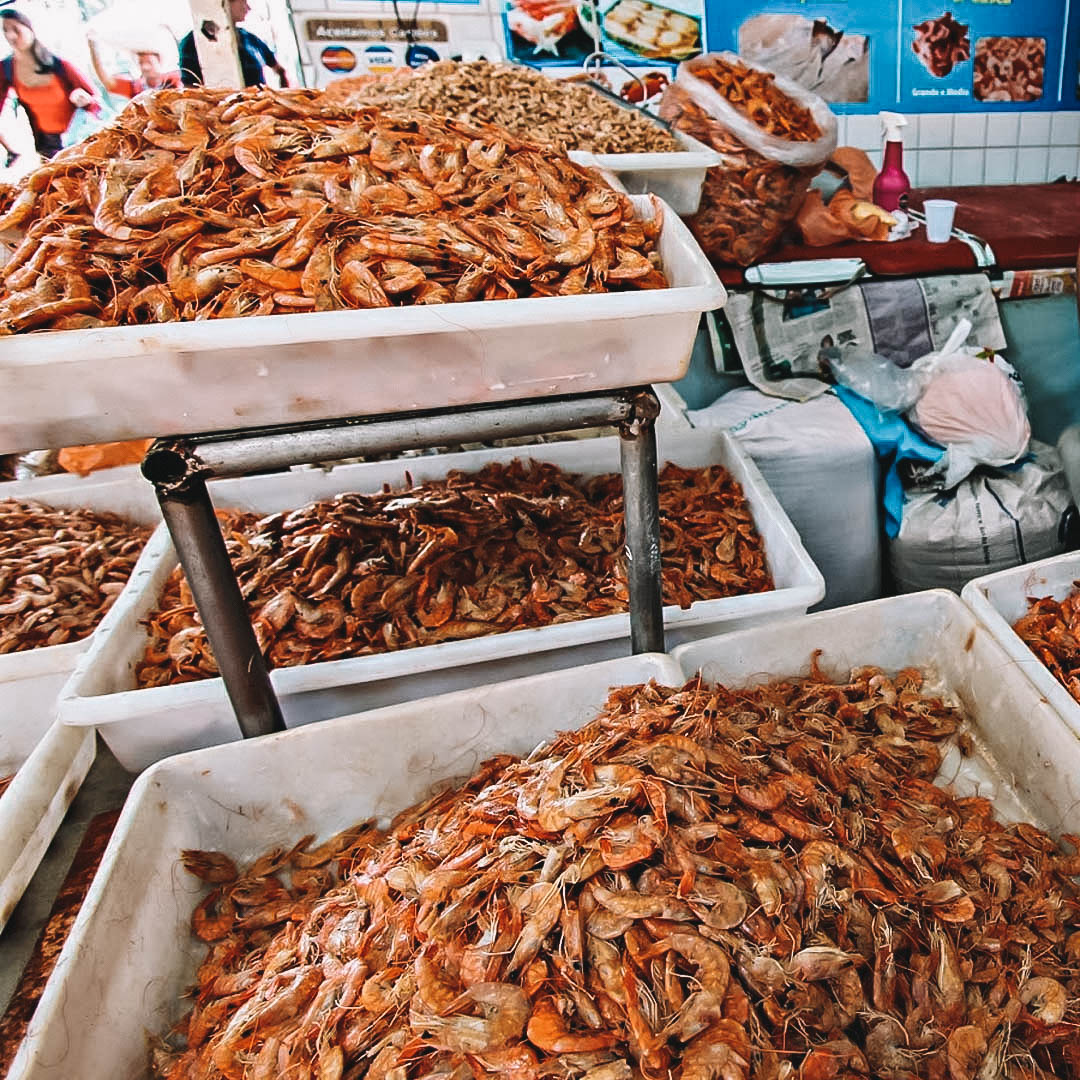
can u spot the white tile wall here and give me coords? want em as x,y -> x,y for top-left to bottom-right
841,110 -> 1080,186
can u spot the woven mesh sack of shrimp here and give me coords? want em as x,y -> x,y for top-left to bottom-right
659,52 -> 836,266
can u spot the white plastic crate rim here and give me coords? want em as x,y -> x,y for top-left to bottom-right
0,466 -> 161,931
59,430 -> 823,772
9,653 -> 682,1080
962,551 -> 1080,743
0,196 -> 725,453
569,129 -> 721,216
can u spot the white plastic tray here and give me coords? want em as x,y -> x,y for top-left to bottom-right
9,653 -> 682,1080
569,129 -> 721,216
60,430 -> 822,772
673,590 -> 1080,838
962,552 -> 1080,742
0,467 -> 160,931
0,197 -> 725,454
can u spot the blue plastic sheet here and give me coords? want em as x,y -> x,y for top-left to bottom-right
833,385 -> 944,538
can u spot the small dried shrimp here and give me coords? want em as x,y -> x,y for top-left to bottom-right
0,499 -> 150,654
0,86 -> 666,335
156,662 -> 1080,1078
135,461 -> 771,686
325,60 -> 682,155
1014,583 -> 1080,704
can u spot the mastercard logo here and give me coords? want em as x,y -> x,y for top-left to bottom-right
321,46 -> 357,73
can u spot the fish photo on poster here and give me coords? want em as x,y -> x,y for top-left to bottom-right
738,13 -> 869,103
912,11 -> 970,78
974,36 -> 1045,102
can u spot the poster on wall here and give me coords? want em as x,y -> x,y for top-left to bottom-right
901,1 -> 1070,110
502,0 -> 703,69
707,1 -> 1078,112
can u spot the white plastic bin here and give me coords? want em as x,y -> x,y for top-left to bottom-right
962,552 -> 1080,741
60,430 -> 823,771
569,130 -> 721,215
673,590 -> 1080,836
0,466 -> 160,930
0,197 -> 726,453
9,653 -> 682,1080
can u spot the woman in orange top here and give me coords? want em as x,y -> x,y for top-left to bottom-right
0,9 -> 100,159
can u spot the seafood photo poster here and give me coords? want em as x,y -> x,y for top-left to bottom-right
704,0 -> 1080,111
501,0 -> 703,70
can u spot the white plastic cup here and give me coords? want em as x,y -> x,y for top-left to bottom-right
923,199 -> 958,243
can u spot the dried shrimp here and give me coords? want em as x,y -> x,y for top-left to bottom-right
0,500 -> 150,654
135,461 -> 771,686
0,86 -> 666,335
660,57 -> 823,265
324,61 -> 682,155
1013,584 -> 1080,703
157,662 -> 1080,1078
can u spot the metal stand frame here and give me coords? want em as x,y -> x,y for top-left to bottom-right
142,387 -> 665,740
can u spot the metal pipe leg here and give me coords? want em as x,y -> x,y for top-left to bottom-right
620,411 -> 665,655
154,478 -> 285,738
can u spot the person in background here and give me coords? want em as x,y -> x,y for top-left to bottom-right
87,35 -> 181,99
0,9 -> 100,159
178,0 -> 289,89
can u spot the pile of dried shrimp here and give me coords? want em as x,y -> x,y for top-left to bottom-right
158,662 -> 1080,1079
1013,584 -> 1080,703
690,57 -> 820,142
136,461 -> 771,686
0,500 -> 150,654
660,58 -> 822,265
0,86 -> 666,335
324,61 -> 683,156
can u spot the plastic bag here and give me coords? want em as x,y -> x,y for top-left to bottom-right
889,441 -> 1069,594
910,353 -> 1030,483
658,52 -> 837,265
829,352 -> 929,413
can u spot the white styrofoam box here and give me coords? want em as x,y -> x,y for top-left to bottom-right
61,430 -> 822,771
673,590 -> 1080,839
0,197 -> 724,454
569,130 -> 722,216
0,467 -> 160,931
685,387 -> 880,609
962,552 -> 1080,742
10,652 -> 682,1080
652,381 -> 693,434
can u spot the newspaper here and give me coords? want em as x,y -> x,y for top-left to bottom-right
724,272 -> 1007,401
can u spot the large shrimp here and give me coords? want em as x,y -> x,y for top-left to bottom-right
525,996 -> 617,1054
410,982 -> 528,1054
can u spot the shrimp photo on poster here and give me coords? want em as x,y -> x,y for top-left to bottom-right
973,36 -> 1045,103
912,11 -> 969,78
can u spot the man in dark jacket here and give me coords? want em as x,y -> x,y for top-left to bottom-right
178,0 -> 290,88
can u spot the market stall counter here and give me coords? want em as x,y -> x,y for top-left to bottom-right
712,182 -> 1080,285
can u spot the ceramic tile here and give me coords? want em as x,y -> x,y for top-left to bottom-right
984,147 -> 1017,184
985,113 -> 1019,147
846,114 -> 881,151
951,113 -> 987,148
1050,112 -> 1080,145
1048,145 -> 1078,179
950,148 -> 984,185
1014,150 -> 1049,184
917,149 -> 952,186
917,114 -> 953,148
1019,113 -> 1052,146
